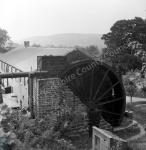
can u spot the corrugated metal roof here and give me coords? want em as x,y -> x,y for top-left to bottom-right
0,47 -> 73,71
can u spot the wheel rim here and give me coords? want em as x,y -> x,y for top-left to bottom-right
59,59 -> 126,126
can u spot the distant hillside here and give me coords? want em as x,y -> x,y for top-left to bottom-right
16,33 -> 105,50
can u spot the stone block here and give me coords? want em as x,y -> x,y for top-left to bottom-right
92,126 -> 127,150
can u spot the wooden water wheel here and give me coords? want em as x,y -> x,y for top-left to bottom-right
59,59 -> 126,129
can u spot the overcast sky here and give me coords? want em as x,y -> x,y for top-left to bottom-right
0,0 -> 146,41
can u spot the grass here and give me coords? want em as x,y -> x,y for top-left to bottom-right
128,134 -> 146,150
66,100 -> 146,149
126,101 -> 146,149
58,100 -> 146,150
126,101 -> 146,125
69,133 -> 92,150
70,100 -> 146,149
69,126 -> 141,149
114,126 -> 140,140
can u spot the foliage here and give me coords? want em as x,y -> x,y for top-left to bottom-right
114,54 -> 142,71
0,28 -> 10,47
0,129 -> 16,150
85,45 -> 100,56
0,46 -> 8,53
126,81 -> 137,96
101,17 -> 146,72
32,44 -> 41,47
139,82 -> 146,97
127,102 -> 146,150
77,45 -> 100,57
122,70 -> 146,98
115,125 -> 140,140
141,84 -> 146,94
124,80 -> 137,104
0,104 -> 16,150
126,101 -> 146,125
102,17 -> 146,49
0,103 -> 80,150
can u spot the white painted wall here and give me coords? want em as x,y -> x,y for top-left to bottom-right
0,61 -> 28,108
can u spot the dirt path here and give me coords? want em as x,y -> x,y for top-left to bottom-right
126,124 -> 146,141
126,96 -> 146,104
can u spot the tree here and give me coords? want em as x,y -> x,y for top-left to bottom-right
79,45 -> 100,59
86,45 -> 99,54
102,17 -> 146,49
141,84 -> 146,97
125,80 -> 137,104
32,43 -> 41,47
114,54 -> 142,71
101,17 -> 146,72
0,28 -> 10,47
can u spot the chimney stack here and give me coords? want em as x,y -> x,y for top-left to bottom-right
24,41 -> 30,47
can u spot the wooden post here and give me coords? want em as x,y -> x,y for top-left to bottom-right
0,76 -> 3,104
88,109 -> 101,138
28,77 -> 35,119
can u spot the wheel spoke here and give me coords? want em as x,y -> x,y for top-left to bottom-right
100,109 -> 122,117
59,60 -> 125,120
96,95 -> 115,101
90,68 -> 94,99
96,97 -> 123,106
93,70 -> 109,99
93,69 -> 109,99
97,81 -> 120,101
70,83 -> 85,101
70,70 -> 87,101
101,80 -> 111,88
75,66 -> 88,100
100,105 -> 112,122
61,75 -> 85,101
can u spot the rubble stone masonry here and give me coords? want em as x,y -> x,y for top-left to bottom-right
33,77 -> 112,133
33,77 -> 87,118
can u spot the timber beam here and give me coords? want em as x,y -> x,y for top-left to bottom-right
0,71 -> 48,78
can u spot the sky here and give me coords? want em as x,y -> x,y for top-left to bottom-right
0,0 -> 146,41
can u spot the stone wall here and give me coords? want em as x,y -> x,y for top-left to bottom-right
92,126 -> 127,150
33,77 -> 113,133
33,77 -> 87,118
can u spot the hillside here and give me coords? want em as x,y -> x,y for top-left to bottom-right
16,33 -> 105,50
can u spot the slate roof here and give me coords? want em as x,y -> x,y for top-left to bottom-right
0,46 -> 73,71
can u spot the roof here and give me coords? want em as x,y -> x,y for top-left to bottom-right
0,46 -> 73,71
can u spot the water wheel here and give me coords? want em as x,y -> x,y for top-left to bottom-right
59,59 -> 126,128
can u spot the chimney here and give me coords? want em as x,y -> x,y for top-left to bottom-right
24,41 -> 30,47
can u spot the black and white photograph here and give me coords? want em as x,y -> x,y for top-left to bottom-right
0,0 -> 146,149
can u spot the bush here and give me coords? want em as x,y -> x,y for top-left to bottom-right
32,44 -> 41,47
0,103 -> 78,150
124,80 -> 137,104
0,104 -> 17,150
0,46 -> 8,53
